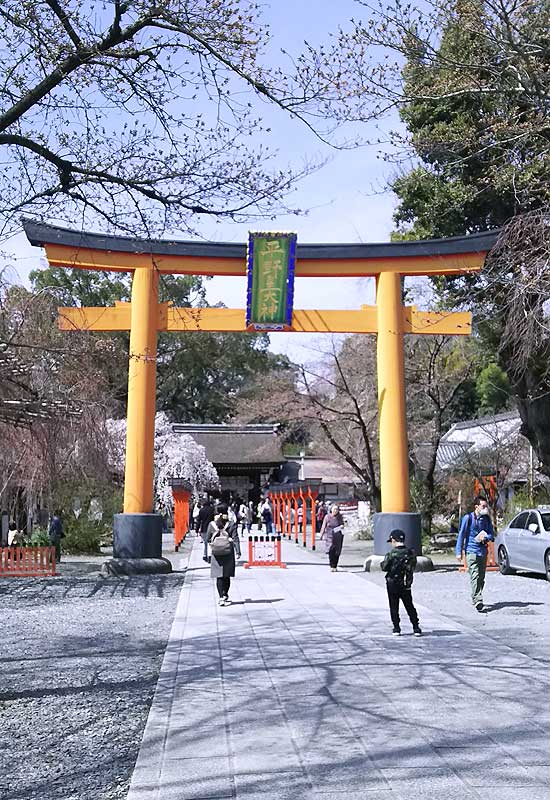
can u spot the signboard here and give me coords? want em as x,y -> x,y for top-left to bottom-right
246,232 -> 297,331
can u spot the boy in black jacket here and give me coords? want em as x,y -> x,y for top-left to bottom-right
380,529 -> 422,636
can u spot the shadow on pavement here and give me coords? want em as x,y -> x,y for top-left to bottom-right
229,598 -> 285,605
0,574 -> 186,602
483,600 -> 545,612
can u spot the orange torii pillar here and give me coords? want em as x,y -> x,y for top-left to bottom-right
276,493 -> 284,535
172,481 -> 192,551
299,488 -> 308,547
290,490 -> 299,543
307,488 -> 319,550
115,265 -> 163,558
172,489 -> 188,551
371,272 -> 422,558
270,492 -> 281,534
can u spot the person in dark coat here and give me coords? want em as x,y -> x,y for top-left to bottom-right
48,512 -> 64,563
196,499 -> 215,562
260,499 -> 273,534
207,504 -> 241,606
320,503 -> 345,571
381,529 -> 422,636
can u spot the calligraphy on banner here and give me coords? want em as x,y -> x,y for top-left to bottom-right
246,232 -> 296,331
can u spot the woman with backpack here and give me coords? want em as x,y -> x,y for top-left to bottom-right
260,498 -> 273,534
319,503 -> 345,572
208,504 -> 241,606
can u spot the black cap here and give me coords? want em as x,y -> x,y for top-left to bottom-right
387,529 -> 405,543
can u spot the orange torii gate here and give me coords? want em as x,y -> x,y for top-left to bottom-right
269,484 -> 320,550
24,220 -> 498,559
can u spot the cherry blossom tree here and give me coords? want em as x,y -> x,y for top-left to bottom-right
107,412 -> 218,515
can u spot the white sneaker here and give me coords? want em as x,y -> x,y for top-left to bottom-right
223,596 -> 231,606
218,598 -> 225,606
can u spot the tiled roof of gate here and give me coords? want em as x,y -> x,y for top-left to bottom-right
24,219 -> 500,260
173,423 -> 284,467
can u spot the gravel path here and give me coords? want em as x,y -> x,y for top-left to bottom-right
0,544 -> 190,800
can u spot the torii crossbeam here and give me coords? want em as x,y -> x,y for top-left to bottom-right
24,220 -> 498,558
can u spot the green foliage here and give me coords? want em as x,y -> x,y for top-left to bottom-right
31,267 -> 131,307
447,378 -> 479,422
409,477 -> 435,536
27,529 -> 50,547
410,475 -> 455,538
62,518 -> 104,555
476,363 -> 511,413
157,328 -> 288,423
501,485 -> 550,525
393,1 -> 549,236
501,488 -> 532,524
391,0 -> 550,472
51,480 -> 122,554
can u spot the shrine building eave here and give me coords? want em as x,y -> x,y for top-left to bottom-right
23,220 -> 501,278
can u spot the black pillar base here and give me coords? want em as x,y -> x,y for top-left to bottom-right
373,512 -> 422,556
113,513 -> 163,559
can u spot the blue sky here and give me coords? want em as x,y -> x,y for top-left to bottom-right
4,0 -> 403,363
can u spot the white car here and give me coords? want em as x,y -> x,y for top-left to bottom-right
496,508 -> 550,580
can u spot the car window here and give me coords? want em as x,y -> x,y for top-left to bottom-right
540,513 -> 550,531
510,512 -> 529,529
527,512 -> 539,532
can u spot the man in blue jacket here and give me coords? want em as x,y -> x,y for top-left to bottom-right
456,495 -> 494,612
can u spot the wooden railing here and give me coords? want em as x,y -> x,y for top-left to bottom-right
0,547 -> 56,577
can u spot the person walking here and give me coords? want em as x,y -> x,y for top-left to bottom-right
316,499 -> 327,528
320,503 -> 345,572
197,499 -> 215,562
192,501 -> 201,537
297,503 -> 304,530
48,511 -> 64,563
381,529 -> 422,636
242,501 -> 254,535
228,501 -> 238,526
455,495 -> 495,612
238,500 -> 248,535
208,504 -> 241,606
260,498 -> 273,534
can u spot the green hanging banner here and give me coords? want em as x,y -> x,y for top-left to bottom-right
246,232 -> 297,331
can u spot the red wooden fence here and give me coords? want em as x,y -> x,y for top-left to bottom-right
173,487 -> 191,551
0,547 -> 56,577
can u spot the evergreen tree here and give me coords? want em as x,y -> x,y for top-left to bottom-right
389,0 -> 550,470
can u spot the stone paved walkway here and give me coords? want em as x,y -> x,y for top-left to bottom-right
127,538 -> 550,800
